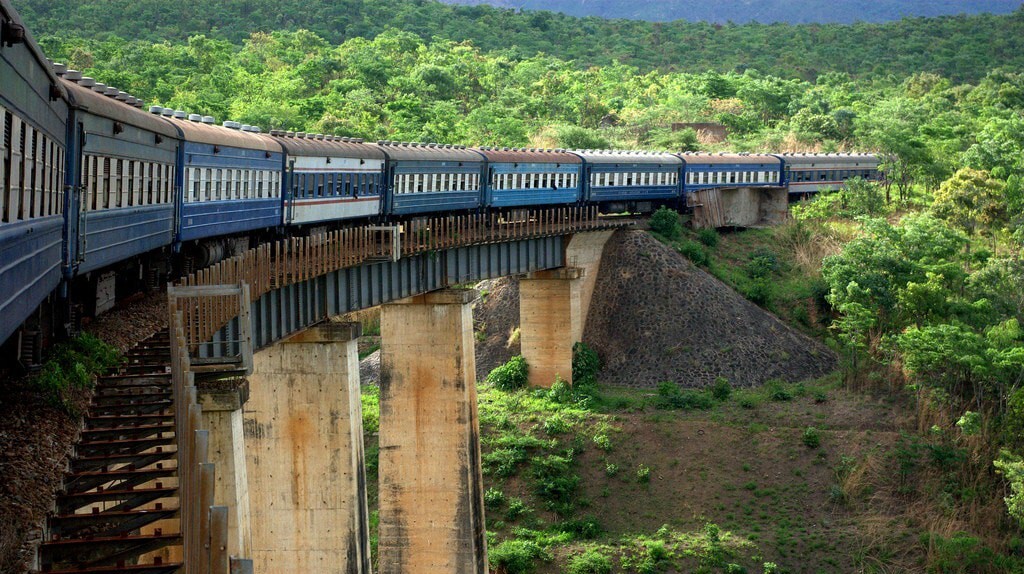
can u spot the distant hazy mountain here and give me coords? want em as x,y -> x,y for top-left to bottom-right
439,0 -> 1022,23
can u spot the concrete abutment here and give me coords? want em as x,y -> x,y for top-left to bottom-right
377,289 -> 488,574
243,322 -> 372,574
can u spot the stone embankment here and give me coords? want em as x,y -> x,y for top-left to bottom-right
470,229 -> 836,387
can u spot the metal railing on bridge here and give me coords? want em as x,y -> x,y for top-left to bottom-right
172,206 -> 603,357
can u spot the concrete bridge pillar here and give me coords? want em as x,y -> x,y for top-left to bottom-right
378,289 -> 488,574
198,383 -> 252,559
519,267 -> 584,388
244,322 -> 372,574
519,230 -> 616,388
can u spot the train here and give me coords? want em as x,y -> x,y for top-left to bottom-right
0,0 -> 881,363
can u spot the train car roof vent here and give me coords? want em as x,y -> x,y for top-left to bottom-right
52,62 -> 67,75
65,69 -> 82,80
252,127 -> 262,133
296,132 -> 306,138
173,110 -> 187,119
188,113 -> 203,122
126,96 -> 137,106
104,87 -> 118,96
115,91 -> 130,101
240,124 -> 253,132
78,76 -> 95,87
201,116 -> 215,124
160,108 -> 174,117
223,121 -> 241,129
92,82 -> 107,93
149,106 -> 163,114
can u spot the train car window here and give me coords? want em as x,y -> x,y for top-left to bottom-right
8,117 -> 22,219
27,129 -> 38,218
0,109 -> 6,221
820,171 -> 828,181
126,161 -> 135,206
215,169 -> 223,200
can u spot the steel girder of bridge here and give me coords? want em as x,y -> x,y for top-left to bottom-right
197,235 -> 565,362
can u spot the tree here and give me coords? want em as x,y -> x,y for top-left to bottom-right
931,168 -> 1007,254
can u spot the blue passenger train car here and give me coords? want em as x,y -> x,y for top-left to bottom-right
62,77 -> 179,276
379,142 -> 485,217
680,152 -> 784,191
574,150 -> 682,211
273,132 -> 386,226
478,147 -> 582,209
165,115 -> 283,244
0,0 -> 68,347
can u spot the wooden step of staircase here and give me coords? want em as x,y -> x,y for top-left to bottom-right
38,331 -> 183,574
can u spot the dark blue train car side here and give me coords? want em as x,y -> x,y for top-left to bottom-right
379,142 -> 485,217
574,150 -> 683,212
62,77 -> 179,277
0,0 -> 69,348
476,147 -> 582,209
680,152 -> 783,191
164,113 -> 283,246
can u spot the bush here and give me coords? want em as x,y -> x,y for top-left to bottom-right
531,454 -> 580,514
566,548 -> 613,574
802,427 -> 821,448
505,497 -> 531,522
745,248 -> 780,279
744,278 -> 773,307
572,342 -> 601,387
677,240 -> 709,266
766,380 -> 793,401
649,207 -> 682,240
31,333 -> 121,414
489,539 -> 545,574
488,355 -> 529,391
543,414 -> 571,435
656,381 -> 715,410
592,433 -> 613,452
697,227 -> 720,248
711,377 -> 732,400
557,125 -> 611,150
484,487 -> 506,510
637,463 -> 652,483
554,516 -> 603,540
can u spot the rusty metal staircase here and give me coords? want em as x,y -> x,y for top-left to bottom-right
38,330 -> 183,573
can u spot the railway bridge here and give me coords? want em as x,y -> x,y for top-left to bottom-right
43,207 -> 625,574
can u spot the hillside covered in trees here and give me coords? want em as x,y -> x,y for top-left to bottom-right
441,0 -> 1022,24
19,0 -> 1024,81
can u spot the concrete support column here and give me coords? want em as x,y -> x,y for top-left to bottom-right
519,267 -> 584,388
378,289 -> 488,574
244,322 -> 371,574
198,382 -> 252,559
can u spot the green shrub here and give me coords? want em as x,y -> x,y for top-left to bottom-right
566,548 -> 613,574
505,498 -> 532,522
543,414 -> 571,435
487,355 -> 529,391
745,248 -> 780,279
697,227 -> 720,247
656,381 -> 714,410
483,448 -> 528,477
604,462 -> 619,477
484,487 -> 505,510
677,240 -> 709,266
572,342 -> 601,387
31,333 -> 121,414
802,427 -> 821,448
744,278 -> 773,307
557,125 -> 611,150
554,516 -> 602,540
548,377 -> 575,404
711,377 -> 732,400
766,380 -> 793,401
649,207 -> 682,239
489,539 -> 545,574
637,463 -> 652,483
592,433 -> 613,452
531,454 -> 580,515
